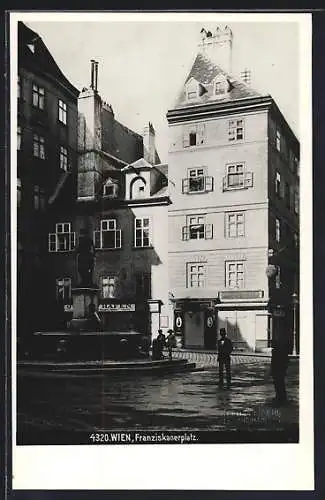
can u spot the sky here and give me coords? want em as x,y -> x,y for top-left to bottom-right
23,14 -> 301,163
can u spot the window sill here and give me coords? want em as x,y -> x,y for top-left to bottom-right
49,250 -> 75,254
132,246 -> 154,250
94,247 -> 122,251
185,190 -> 209,195
223,186 -> 248,192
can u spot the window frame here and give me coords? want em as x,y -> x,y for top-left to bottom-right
49,223 -> 76,253
102,276 -> 116,299
58,99 -> 67,125
275,171 -> 281,197
32,83 -> 45,110
33,133 -> 45,159
94,219 -> 122,250
226,163 -> 245,189
226,211 -> 245,238
276,129 -> 281,152
59,145 -> 69,171
186,262 -> 206,288
228,119 -> 244,142
275,218 -> 281,242
225,260 -> 245,289
134,216 -> 151,248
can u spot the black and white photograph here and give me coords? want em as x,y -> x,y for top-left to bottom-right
10,11 -> 313,490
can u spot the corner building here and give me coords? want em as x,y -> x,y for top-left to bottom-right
167,27 -> 299,351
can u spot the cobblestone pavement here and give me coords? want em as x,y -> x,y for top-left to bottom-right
170,349 -> 277,368
17,354 -> 299,443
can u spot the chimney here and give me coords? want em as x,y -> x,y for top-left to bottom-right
90,59 -> 99,91
198,25 -> 233,74
240,68 -> 252,86
143,122 -> 156,165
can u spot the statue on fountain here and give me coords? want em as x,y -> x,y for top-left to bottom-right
75,228 -> 96,287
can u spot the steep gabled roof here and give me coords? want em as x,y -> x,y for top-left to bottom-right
175,53 -> 262,108
18,22 -> 79,98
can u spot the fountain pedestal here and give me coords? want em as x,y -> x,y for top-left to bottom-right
70,286 -> 99,331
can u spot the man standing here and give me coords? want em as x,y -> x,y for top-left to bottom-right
270,337 -> 290,406
166,329 -> 176,360
217,328 -> 233,388
156,329 -> 166,359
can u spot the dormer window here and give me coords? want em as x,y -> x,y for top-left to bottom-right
213,76 -> 229,98
103,178 -> 118,198
185,78 -> 206,101
130,176 -> 147,199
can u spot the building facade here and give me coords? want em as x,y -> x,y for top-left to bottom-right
167,26 -> 299,352
43,60 -> 170,338
17,22 -> 79,340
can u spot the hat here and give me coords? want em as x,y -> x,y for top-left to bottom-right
220,328 -> 226,334
158,329 -> 163,334
167,329 -> 174,333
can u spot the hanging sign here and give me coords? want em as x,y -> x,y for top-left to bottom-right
98,303 -> 136,312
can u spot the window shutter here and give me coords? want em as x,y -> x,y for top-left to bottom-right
70,232 -> 76,250
182,128 -> 190,148
48,233 -> 56,252
94,230 -> 101,249
182,178 -> 189,194
205,224 -> 213,239
222,176 -> 228,191
182,226 -> 190,241
205,176 -> 213,192
198,123 -> 206,145
244,171 -> 253,188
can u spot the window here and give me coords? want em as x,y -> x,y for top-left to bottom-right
275,218 -> 281,242
285,181 -> 290,209
102,276 -> 116,299
94,219 -> 122,250
182,215 -> 213,241
103,178 -> 119,198
33,134 -> 45,159
186,79 -> 198,100
223,164 -> 253,191
131,177 -> 147,199
59,146 -> 69,171
226,212 -> 245,238
18,75 -> 21,99
48,223 -> 76,252
293,156 -> 299,176
294,189 -> 299,215
135,272 -> 151,298
275,267 -> 281,289
187,263 -> 206,288
17,178 -> 22,207
215,80 -> 227,95
183,123 -> 206,148
227,164 -> 244,188
182,167 -> 213,194
226,261 -> 244,289
134,217 -> 151,248
34,185 -> 45,211
17,126 -> 21,150
276,130 -> 281,152
56,278 -> 71,302
275,171 -> 281,197
228,119 -> 244,141
58,99 -> 67,124
32,84 -> 45,109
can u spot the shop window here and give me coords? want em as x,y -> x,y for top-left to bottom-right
49,222 -> 76,252
187,263 -> 206,288
225,261 -> 245,289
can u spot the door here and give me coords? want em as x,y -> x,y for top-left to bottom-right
184,310 -> 204,347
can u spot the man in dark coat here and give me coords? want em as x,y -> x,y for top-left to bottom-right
156,329 -> 166,359
166,329 -> 177,359
270,337 -> 290,406
217,328 -> 233,388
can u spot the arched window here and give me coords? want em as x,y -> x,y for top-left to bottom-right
130,176 -> 147,199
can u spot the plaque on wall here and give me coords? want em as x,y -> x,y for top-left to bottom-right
219,290 -> 264,301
